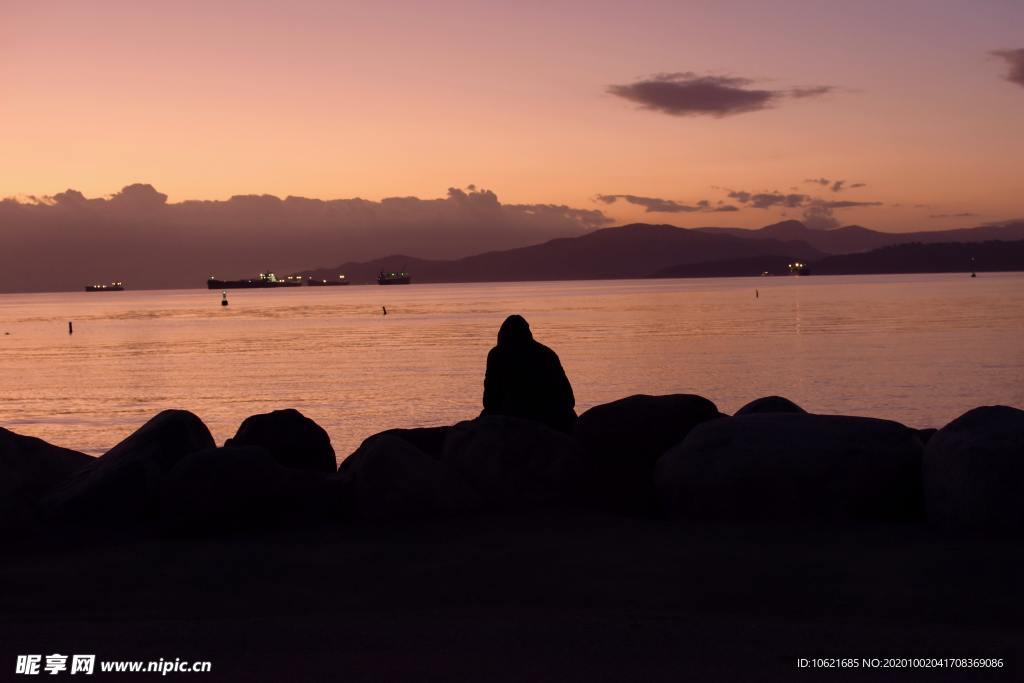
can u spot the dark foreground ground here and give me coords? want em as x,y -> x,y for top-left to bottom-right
2,513 -> 1021,682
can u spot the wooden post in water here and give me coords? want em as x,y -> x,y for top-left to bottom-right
68,321 -> 73,335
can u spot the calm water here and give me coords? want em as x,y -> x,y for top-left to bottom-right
1,273 -> 1022,460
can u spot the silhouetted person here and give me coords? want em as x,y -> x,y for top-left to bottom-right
482,315 -> 576,432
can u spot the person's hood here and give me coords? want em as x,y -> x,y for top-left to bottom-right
497,314 -> 533,345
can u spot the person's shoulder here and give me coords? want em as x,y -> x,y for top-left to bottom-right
533,341 -> 564,364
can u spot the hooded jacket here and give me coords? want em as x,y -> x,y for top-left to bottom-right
482,315 -> 576,432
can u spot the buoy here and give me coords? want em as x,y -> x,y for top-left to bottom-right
971,272 -> 976,278
221,291 -> 229,306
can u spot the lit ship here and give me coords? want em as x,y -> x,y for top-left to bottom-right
85,281 -> 125,292
377,270 -> 411,285
307,274 -> 350,286
206,272 -> 304,289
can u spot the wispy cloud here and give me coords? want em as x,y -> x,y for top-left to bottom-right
803,178 -> 867,192
595,194 -> 738,213
727,190 -> 808,209
992,48 -> 1024,88
725,187 -> 882,229
607,72 -> 834,118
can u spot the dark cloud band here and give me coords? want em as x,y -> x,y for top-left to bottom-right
607,72 -> 834,118
596,194 -> 737,213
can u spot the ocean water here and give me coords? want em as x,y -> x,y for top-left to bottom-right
1,273 -> 1022,460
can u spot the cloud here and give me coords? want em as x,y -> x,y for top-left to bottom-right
992,48 -> 1024,88
790,86 -> 835,99
801,199 -> 882,230
607,72 -> 833,118
595,194 -> 738,213
108,183 -> 168,209
929,212 -> 979,219
803,178 -> 867,192
983,218 -> 1024,227
802,200 -> 841,230
595,194 -> 699,213
817,200 -> 883,209
726,186 -> 882,229
727,190 -> 808,209
0,184 -> 612,291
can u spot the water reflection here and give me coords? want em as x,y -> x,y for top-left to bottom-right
0,273 -> 1022,459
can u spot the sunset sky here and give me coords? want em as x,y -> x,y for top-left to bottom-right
2,0 -> 1022,231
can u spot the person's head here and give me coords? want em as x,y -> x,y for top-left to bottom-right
497,314 -> 533,345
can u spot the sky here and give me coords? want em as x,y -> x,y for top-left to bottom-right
1,0 -> 1022,232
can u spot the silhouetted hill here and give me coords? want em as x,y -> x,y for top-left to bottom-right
695,220 -> 1024,255
651,255 -> 799,279
812,240 -> 1024,275
299,224 -> 824,284
654,240 -> 1024,278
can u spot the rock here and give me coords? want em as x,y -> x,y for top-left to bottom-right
337,432 -> 480,519
43,409 -> 215,522
923,405 -> 1024,530
481,315 -> 577,432
443,415 -> 585,508
159,445 -> 339,534
226,408 -> 335,473
336,426 -> 450,468
0,428 -> 93,525
574,394 -> 720,514
734,395 -> 806,416
657,413 -> 924,522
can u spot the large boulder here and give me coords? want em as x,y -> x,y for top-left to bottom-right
337,432 -> 480,519
734,395 -> 806,416
656,413 -> 924,522
0,428 -> 94,525
43,410 -> 215,522
337,426 -> 450,467
159,445 -> 339,534
226,408 -> 335,473
442,415 -> 585,509
924,405 -> 1024,531
574,394 -> 720,514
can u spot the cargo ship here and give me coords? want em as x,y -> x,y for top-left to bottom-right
85,281 -> 125,292
377,270 -> 411,285
307,274 -> 350,286
206,272 -> 304,289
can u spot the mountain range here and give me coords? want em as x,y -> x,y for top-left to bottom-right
300,221 -> 1024,284
697,219 -> 1024,254
300,224 -> 822,284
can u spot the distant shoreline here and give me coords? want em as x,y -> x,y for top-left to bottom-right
3,269 -> 1023,296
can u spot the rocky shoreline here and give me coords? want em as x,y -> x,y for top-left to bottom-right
4,394 -> 1022,534
4,394 -> 1024,680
